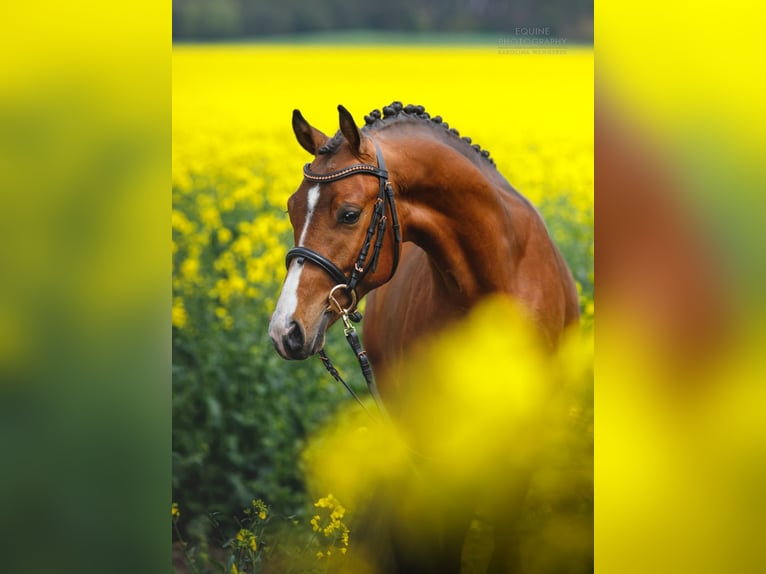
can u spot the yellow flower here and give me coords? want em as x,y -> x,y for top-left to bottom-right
171,502 -> 180,518
172,301 -> 188,329
229,275 -> 246,293
251,499 -> 268,521
232,235 -> 253,258
217,227 -> 232,244
171,209 -> 194,234
235,528 -> 257,552
200,205 -> 220,227
311,493 -> 352,558
180,256 -> 200,282
220,195 -> 236,212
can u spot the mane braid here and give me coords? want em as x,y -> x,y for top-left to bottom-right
361,101 -> 495,166
317,131 -> 345,155
318,101 -> 495,166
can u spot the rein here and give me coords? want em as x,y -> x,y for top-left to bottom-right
284,139 -> 400,416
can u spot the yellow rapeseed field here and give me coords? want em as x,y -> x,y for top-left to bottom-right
172,44 -> 593,331
172,44 -> 594,571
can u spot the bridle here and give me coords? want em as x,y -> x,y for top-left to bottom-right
285,138 -> 401,317
284,138 -> 401,417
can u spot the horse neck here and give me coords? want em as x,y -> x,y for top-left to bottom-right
383,133 -> 524,304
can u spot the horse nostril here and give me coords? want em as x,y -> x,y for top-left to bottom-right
283,321 -> 305,355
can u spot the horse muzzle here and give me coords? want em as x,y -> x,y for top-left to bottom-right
268,314 -> 328,361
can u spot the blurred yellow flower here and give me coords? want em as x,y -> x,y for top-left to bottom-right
251,498 -> 268,521
217,227 -> 232,244
180,256 -> 200,282
172,300 -> 187,329
235,528 -> 257,552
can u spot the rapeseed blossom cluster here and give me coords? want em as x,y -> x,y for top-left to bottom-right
235,528 -> 258,552
216,499 -> 270,573
311,494 -> 351,559
247,498 -> 268,521
172,136 -> 292,332
172,45 -> 593,337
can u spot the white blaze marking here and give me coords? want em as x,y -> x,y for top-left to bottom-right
299,184 -> 320,245
270,262 -> 301,329
269,185 -> 321,348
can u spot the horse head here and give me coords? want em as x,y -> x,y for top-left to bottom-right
268,105 -> 400,360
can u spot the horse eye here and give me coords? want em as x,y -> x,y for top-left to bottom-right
339,210 -> 361,225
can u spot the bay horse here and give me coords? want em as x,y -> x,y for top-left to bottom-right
268,102 -> 579,573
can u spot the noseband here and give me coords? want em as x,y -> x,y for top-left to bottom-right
285,139 -> 401,321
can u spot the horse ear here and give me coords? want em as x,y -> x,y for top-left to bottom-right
338,104 -> 362,155
292,109 -> 327,155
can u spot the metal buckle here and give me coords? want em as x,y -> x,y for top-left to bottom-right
327,284 -> 358,332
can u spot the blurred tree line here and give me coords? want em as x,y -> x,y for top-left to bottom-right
173,0 -> 593,42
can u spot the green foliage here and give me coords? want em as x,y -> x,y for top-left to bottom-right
171,176 -> 362,538
173,303 -> 360,535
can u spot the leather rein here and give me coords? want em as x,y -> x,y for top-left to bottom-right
284,139 -> 401,416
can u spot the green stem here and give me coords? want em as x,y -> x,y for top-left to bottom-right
173,519 -> 202,574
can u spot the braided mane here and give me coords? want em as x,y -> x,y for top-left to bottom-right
317,101 -> 495,166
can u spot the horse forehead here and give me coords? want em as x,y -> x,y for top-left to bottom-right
292,176 -> 366,210
289,183 -> 323,213
307,153 -> 339,173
